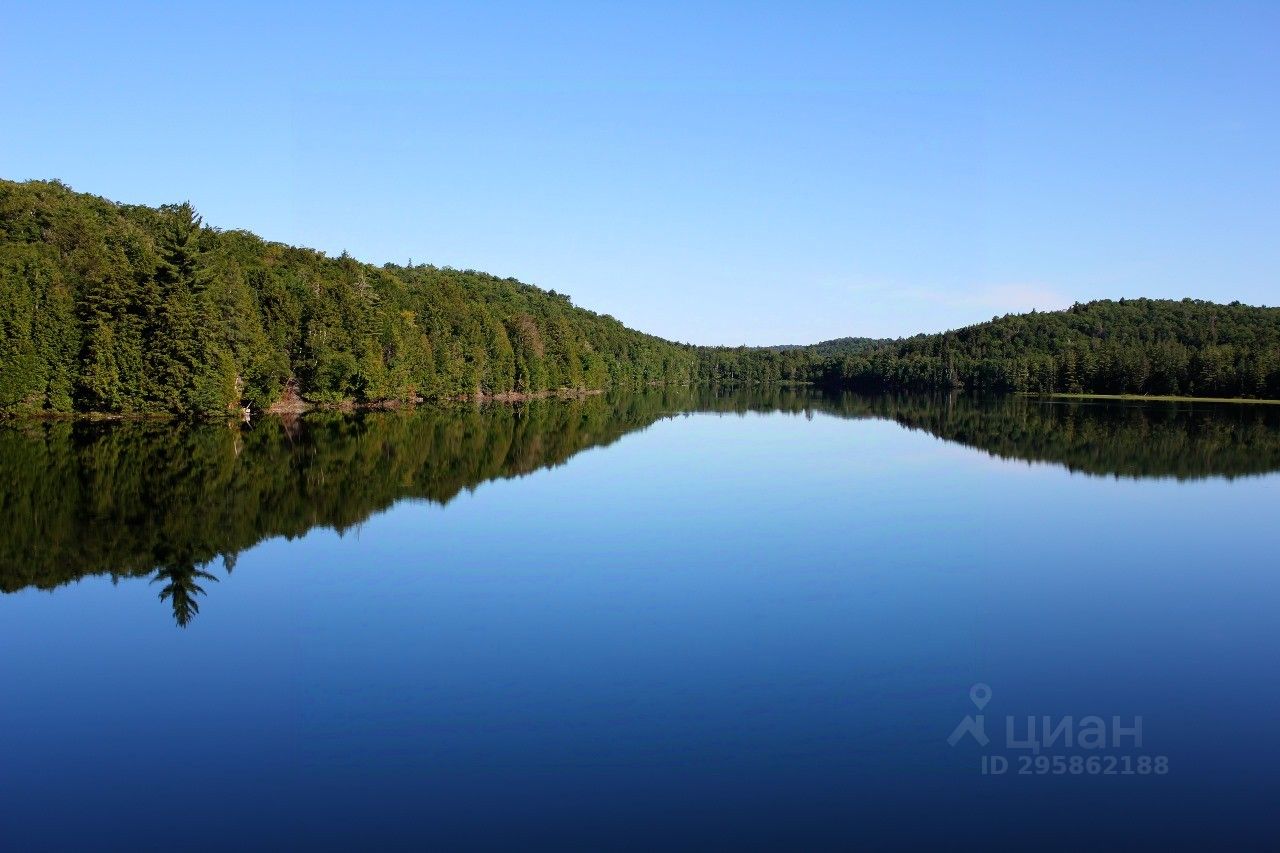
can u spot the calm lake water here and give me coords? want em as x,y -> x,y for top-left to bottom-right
2,389 -> 1278,849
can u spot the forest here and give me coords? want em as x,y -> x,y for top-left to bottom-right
3,178 -> 1280,416
691,299 -> 1280,399
0,178 -> 699,417
812,298 -> 1280,398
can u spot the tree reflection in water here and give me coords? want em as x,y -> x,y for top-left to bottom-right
3,387 -> 1278,626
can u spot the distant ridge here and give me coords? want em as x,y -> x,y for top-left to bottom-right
814,298 -> 1280,399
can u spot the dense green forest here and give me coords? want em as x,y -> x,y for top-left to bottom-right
0,178 -> 698,417
815,299 -> 1280,398
800,336 -> 890,358
4,387 -> 1276,626
709,299 -> 1280,397
3,179 -> 1279,415
693,345 -> 816,384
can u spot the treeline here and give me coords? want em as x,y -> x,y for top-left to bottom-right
694,346 -> 816,384
0,179 -> 697,417
803,336 -> 890,358
816,299 -> 1280,398
708,299 -> 1280,398
694,337 -> 888,384
5,181 -> 1279,412
689,299 -> 1280,401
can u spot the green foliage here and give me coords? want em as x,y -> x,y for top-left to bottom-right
0,179 -> 700,417
816,299 -> 1280,399
693,345 -> 817,384
692,301 -> 1280,401
0,244 -> 77,412
6,180 -> 1275,413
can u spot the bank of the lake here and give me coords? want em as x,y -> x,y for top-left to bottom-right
1032,392 -> 1280,405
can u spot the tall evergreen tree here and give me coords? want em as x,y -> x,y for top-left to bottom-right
146,203 -> 236,415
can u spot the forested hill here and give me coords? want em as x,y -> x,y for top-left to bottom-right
4,180 -> 1278,415
0,178 -> 698,417
816,299 -> 1280,399
807,336 -> 892,357
763,337 -> 888,355
695,337 -> 889,384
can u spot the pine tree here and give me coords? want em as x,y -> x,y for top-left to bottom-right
147,203 -> 235,415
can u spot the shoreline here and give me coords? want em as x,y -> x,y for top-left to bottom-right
1028,392 -> 1280,406
11,386 -> 1280,422
1,387 -> 610,423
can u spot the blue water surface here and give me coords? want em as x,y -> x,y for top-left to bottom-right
2,397 -> 1277,849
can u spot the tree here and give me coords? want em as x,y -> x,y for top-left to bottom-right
147,202 -> 236,415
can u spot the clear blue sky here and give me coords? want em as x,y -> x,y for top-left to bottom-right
4,2 -> 1277,344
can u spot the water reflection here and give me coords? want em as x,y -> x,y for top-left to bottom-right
846,393 -> 1280,480
3,388 -> 1278,625
152,564 -> 218,627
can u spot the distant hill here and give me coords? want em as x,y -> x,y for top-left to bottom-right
694,338 -> 890,383
807,336 -> 894,357
767,337 -> 888,354
816,299 -> 1280,399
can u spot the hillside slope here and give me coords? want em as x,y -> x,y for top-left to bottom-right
4,180 -> 1277,413
0,179 -> 697,416
816,299 -> 1280,398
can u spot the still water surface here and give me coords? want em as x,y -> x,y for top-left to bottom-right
2,390 -> 1277,848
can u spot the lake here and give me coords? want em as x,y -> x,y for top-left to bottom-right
2,389 -> 1278,849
